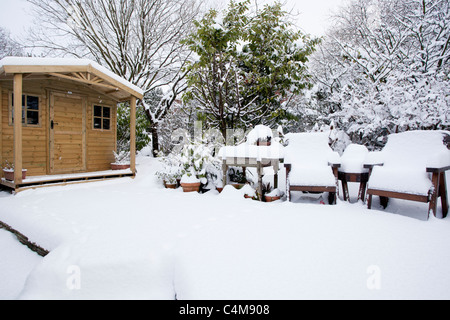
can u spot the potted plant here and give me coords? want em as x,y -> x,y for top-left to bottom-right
247,125 -> 273,146
265,188 -> 283,202
178,139 -> 222,193
156,154 -> 182,189
2,161 -> 27,181
180,170 -> 201,192
256,136 -> 272,146
111,151 -> 131,170
164,173 -> 178,189
228,167 -> 247,189
215,180 -> 224,193
241,184 -> 257,199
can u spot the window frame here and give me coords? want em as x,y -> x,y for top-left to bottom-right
92,104 -> 112,131
8,92 -> 42,128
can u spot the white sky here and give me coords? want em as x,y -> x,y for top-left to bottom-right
0,0 -> 31,37
0,0 -> 345,40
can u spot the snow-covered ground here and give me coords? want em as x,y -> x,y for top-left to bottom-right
0,155 -> 449,300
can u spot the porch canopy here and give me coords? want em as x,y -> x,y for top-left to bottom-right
0,57 -> 144,187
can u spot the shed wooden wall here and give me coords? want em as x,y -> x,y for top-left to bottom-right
0,78 -> 117,177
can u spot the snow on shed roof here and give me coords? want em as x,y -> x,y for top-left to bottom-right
0,57 -> 144,100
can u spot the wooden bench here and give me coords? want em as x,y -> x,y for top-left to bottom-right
365,131 -> 449,219
285,163 -> 340,205
283,132 -> 341,205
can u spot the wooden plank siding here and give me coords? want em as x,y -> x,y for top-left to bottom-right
86,98 -> 116,172
1,83 -> 47,177
1,78 -> 117,177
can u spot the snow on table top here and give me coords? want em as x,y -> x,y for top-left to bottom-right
368,130 -> 450,195
0,57 -> 144,96
218,142 -> 284,160
340,144 -> 369,173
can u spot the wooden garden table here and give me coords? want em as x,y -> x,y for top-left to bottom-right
338,170 -> 369,203
222,157 -> 281,201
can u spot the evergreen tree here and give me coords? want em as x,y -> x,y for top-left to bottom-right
182,0 -> 318,138
238,2 -> 319,127
117,102 -> 151,153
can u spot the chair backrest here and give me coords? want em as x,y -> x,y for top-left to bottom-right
284,132 -> 334,166
381,130 -> 449,169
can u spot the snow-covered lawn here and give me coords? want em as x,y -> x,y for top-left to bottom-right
0,155 -> 449,300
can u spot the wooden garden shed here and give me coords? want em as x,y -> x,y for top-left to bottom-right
0,57 -> 143,191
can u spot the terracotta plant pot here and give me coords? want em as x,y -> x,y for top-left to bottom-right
163,180 -> 177,189
181,182 -> 201,193
265,195 -> 281,202
231,183 -> 244,190
3,169 -> 27,181
256,141 -> 271,146
111,163 -> 131,170
216,187 -> 223,193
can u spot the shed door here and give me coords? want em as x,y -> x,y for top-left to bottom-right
49,92 -> 86,174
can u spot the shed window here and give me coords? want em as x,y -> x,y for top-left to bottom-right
10,94 -> 40,126
93,105 -> 111,130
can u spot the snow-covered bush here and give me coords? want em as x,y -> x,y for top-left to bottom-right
266,188 -> 283,197
113,151 -> 130,165
241,184 -> 257,199
299,0 -> 450,149
179,140 -> 221,187
155,153 -> 183,185
228,167 -> 247,184
2,160 -> 13,170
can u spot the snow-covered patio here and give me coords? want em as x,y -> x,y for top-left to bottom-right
1,155 -> 450,300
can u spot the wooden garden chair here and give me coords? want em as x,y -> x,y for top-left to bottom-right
365,130 -> 450,219
284,132 -> 341,205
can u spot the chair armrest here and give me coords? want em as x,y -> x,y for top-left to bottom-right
328,162 -> 341,168
284,163 -> 292,176
327,152 -> 341,168
426,151 -> 450,173
426,165 -> 450,173
363,163 -> 384,170
363,151 -> 384,170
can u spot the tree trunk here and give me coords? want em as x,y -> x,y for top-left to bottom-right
221,124 -> 227,143
150,124 -> 159,157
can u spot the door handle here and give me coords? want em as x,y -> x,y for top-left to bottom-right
51,120 -> 58,129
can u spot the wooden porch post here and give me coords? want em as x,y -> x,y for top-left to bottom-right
257,160 -> 262,201
130,96 -> 136,175
222,159 -> 228,188
13,74 -> 23,185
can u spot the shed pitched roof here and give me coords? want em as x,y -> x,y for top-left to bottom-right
0,57 -> 144,101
